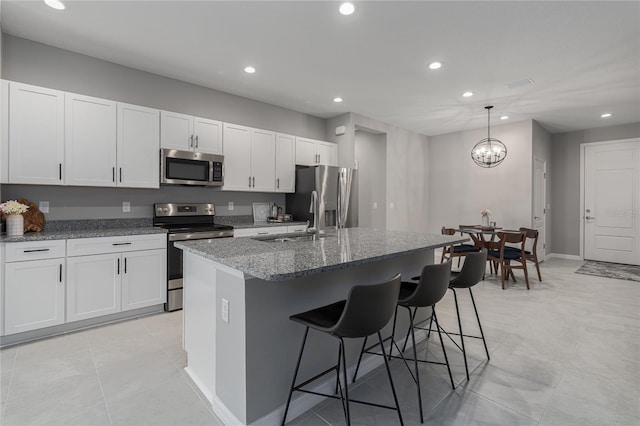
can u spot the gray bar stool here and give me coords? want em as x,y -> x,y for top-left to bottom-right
281,274 -> 404,426
352,260 -> 454,424
447,249 -> 490,380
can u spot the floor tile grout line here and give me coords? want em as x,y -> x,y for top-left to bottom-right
87,336 -> 114,426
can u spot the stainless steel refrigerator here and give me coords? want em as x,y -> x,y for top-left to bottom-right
286,165 -> 357,233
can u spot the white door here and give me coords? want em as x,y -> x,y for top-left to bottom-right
317,141 -> 338,166
66,253 -> 122,322
295,137 -> 317,166
584,139 -> 640,265
65,93 -> 117,187
161,110 -> 194,151
533,157 -> 546,261
117,103 -> 160,188
275,133 -> 295,192
251,129 -> 276,192
4,259 -> 65,334
8,82 -> 65,185
121,249 -> 166,311
193,117 -> 223,155
222,123 -> 252,191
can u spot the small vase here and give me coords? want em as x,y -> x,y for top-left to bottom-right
481,215 -> 490,227
6,214 -> 24,236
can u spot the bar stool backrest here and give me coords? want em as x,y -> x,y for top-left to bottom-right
404,260 -> 452,307
449,249 -> 487,289
332,273 -> 401,339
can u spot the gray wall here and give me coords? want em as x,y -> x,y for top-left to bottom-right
354,130 -> 386,229
532,121 -> 552,254
550,122 -> 640,256
0,34 -> 328,220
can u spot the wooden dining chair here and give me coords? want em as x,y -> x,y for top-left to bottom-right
518,227 -> 542,281
486,231 -> 530,289
441,227 -> 480,265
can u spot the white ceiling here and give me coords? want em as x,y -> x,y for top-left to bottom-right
1,0 -> 639,136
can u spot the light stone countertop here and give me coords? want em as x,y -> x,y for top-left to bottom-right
0,226 -> 167,243
175,227 -> 467,281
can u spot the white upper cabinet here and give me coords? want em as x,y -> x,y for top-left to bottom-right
1,80 -> 9,183
275,133 -> 295,192
222,123 -> 277,192
161,111 -> 222,155
295,137 -> 337,166
117,103 -> 160,188
8,82 -> 65,185
65,93 -> 117,187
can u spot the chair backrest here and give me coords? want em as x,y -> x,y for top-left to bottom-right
332,273 -> 401,338
441,227 -> 456,236
449,249 -> 487,288
519,227 -> 539,252
404,260 -> 452,308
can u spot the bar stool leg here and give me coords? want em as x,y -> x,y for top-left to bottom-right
469,288 -> 490,360
339,338 -> 351,426
336,344 -> 343,395
377,331 -> 404,426
282,327 -> 309,426
452,288 -> 469,380
388,306 -> 399,359
352,336 -> 368,383
432,307 -> 455,389
405,306 -> 424,423
401,307 -> 418,353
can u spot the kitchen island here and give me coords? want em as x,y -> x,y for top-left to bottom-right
176,228 -> 465,425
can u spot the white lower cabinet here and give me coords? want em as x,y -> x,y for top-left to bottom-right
121,249 -> 166,311
3,240 -> 66,335
233,225 -> 307,238
66,253 -> 121,322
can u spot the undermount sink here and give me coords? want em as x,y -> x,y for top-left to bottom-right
253,233 -> 330,243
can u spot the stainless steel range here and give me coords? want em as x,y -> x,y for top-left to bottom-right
153,203 -> 233,311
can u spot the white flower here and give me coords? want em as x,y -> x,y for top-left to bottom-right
0,200 -> 29,215
480,209 -> 492,217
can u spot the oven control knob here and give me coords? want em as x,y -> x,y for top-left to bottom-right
163,208 -> 169,213
156,207 -> 162,213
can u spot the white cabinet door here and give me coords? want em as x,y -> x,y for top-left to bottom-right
65,93 -> 117,187
296,137 -> 317,166
117,103 -> 160,188
4,258 -> 65,334
161,110 -> 194,151
8,82 -> 65,185
66,253 -> 121,322
251,129 -> 276,192
121,249 -> 166,311
275,133 -> 295,193
193,117 -> 223,155
317,141 -> 338,166
222,123 -> 252,191
1,80 -> 9,183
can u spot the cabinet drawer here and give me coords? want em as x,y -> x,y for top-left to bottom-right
5,240 -> 66,262
233,226 -> 289,238
67,233 -> 166,256
287,225 -> 307,233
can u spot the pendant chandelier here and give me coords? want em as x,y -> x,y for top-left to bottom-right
471,106 -> 507,168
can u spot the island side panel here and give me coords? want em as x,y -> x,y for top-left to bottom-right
243,250 -> 434,424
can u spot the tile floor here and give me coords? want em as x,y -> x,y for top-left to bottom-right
1,258 -> 639,425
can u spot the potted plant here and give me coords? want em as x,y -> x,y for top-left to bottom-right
1,200 -> 29,236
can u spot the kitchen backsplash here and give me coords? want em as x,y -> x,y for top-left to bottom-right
0,184 -> 286,221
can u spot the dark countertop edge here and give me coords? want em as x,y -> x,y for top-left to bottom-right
177,237 -> 466,282
0,227 -> 167,243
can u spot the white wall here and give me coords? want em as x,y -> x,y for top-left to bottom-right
428,120 -> 534,232
326,113 -> 430,232
532,121 -> 552,254
355,130 -> 386,229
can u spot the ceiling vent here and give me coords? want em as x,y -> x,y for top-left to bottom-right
506,78 -> 535,89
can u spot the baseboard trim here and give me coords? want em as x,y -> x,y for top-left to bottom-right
547,253 -> 582,261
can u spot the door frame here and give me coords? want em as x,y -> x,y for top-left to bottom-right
532,156 -> 546,261
580,137 -> 640,261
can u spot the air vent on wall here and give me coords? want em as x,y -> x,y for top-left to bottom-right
506,78 -> 535,89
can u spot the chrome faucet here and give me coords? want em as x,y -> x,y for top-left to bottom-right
307,190 -> 318,234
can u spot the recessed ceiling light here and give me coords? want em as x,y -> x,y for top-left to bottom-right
601,113 -> 612,118
339,2 -> 355,15
244,66 -> 256,74
333,97 -> 343,103
500,115 -> 509,120
44,0 -> 65,10
428,62 -> 443,70
462,91 -> 474,98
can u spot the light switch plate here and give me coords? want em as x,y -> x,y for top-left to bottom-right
39,201 -> 50,213
222,298 -> 229,323
122,201 -> 130,213
228,201 -> 234,211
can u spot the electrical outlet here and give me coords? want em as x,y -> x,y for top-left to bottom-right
228,201 -> 234,211
373,202 -> 378,210
221,298 -> 229,323
122,201 -> 130,213
39,201 -> 50,213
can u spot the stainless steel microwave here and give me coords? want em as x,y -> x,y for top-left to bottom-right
160,149 -> 224,187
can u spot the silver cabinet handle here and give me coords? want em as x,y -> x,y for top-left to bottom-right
585,216 -> 596,220
195,135 -> 199,148
277,178 -> 280,189
190,135 -> 194,148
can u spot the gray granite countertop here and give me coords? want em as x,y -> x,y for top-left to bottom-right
0,218 -> 166,243
176,227 -> 467,281
215,215 -> 307,229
